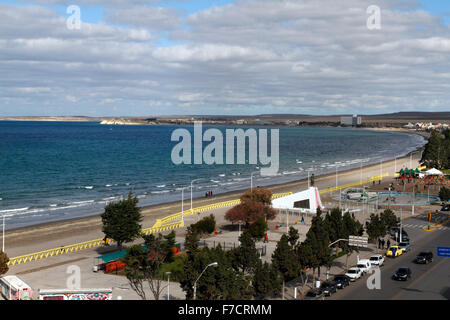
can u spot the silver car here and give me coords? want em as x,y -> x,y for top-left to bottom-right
398,241 -> 411,253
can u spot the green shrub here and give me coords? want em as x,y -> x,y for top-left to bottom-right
192,214 -> 216,235
247,218 -> 267,240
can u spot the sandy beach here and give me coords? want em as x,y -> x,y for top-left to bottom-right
3,148 -> 425,259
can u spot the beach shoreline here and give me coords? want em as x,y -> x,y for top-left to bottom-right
3,146 -> 426,256
3,126 -> 427,232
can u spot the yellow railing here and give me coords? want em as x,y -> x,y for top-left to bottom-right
156,192 -> 292,226
319,173 -> 388,195
7,193 -> 290,266
7,220 -> 184,266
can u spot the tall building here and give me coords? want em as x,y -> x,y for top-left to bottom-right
340,114 -> 362,127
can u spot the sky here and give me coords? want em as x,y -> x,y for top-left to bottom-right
0,0 -> 450,117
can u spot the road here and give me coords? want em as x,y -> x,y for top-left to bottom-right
329,212 -> 450,300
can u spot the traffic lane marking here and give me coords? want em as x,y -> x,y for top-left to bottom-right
390,258 -> 447,300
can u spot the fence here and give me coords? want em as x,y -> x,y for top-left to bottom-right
197,240 -> 267,256
7,219 -> 184,266
7,193 -> 289,266
319,173 -> 388,195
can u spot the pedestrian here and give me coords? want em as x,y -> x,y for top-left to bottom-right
381,239 -> 385,249
264,234 -> 268,243
378,238 -> 381,249
387,239 -> 391,248
301,215 -> 305,224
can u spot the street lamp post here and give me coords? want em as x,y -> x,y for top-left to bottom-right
181,187 -> 186,221
360,160 -> 363,184
250,171 -> 259,192
166,271 -> 171,300
380,160 -> 382,178
401,208 -> 404,242
2,214 -> 5,252
394,157 -> 397,174
193,262 -> 218,300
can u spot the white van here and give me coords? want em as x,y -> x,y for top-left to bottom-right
0,275 -> 33,300
356,259 -> 372,274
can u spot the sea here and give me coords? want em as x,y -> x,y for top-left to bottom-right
0,121 -> 426,230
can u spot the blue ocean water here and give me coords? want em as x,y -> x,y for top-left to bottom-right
0,121 -> 426,230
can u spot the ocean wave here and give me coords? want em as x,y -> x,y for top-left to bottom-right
156,185 -> 166,188
150,190 -> 171,194
0,207 -> 29,214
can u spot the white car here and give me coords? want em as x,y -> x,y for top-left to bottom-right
345,267 -> 363,281
369,254 -> 385,267
356,259 -> 372,274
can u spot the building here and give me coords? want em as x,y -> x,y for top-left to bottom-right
271,187 -> 324,214
340,114 -> 362,127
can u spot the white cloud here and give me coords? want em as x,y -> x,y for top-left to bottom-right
1,0 -> 450,116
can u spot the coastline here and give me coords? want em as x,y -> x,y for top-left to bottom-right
2,126 -> 427,231
4,147 -> 425,257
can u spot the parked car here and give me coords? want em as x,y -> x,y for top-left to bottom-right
398,241 -> 411,253
304,288 -> 323,300
333,275 -> 350,289
386,246 -> 403,258
356,259 -> 372,274
415,251 -> 433,264
320,281 -> 337,296
345,267 -> 362,281
369,254 -> 385,267
392,267 -> 412,281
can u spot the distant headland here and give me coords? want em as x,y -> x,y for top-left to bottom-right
1,112 -> 450,130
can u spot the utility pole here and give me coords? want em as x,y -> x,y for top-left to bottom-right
400,208 -> 403,243
166,272 -> 171,300
181,188 -> 184,221
2,214 -> 5,252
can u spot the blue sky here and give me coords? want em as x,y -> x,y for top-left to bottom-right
1,0 -> 450,116
418,0 -> 450,24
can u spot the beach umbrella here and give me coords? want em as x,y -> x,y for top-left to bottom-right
399,168 -> 404,174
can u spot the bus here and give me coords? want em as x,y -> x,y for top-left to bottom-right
0,275 -> 33,300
